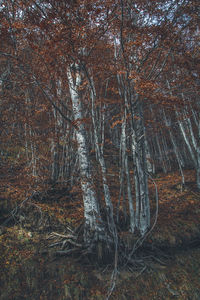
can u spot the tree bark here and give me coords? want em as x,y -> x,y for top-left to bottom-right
131,96 -> 150,235
67,66 -> 103,243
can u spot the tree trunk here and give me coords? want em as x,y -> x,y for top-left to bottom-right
67,66 -> 103,243
131,97 -> 150,236
163,110 -> 185,186
89,75 -> 115,229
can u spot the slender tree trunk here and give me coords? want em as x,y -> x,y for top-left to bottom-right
145,138 -> 155,174
163,110 -> 185,186
51,138 -> 59,182
118,110 -> 127,221
125,154 -> 135,233
131,97 -> 150,235
117,72 -> 150,236
67,66 -> 103,243
29,127 -> 37,177
24,123 -> 29,162
90,76 -> 114,222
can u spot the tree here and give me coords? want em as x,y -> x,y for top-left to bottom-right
0,0 -> 199,265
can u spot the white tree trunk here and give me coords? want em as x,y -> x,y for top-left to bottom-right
67,66 -> 102,241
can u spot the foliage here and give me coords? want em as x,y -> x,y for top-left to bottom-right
0,0 -> 200,298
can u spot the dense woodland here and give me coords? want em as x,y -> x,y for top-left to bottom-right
0,0 -> 200,298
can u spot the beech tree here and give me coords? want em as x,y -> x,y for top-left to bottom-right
0,0 -> 199,263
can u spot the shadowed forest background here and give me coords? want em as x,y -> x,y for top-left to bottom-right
0,0 -> 200,299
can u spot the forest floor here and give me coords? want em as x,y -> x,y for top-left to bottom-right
0,168 -> 200,299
